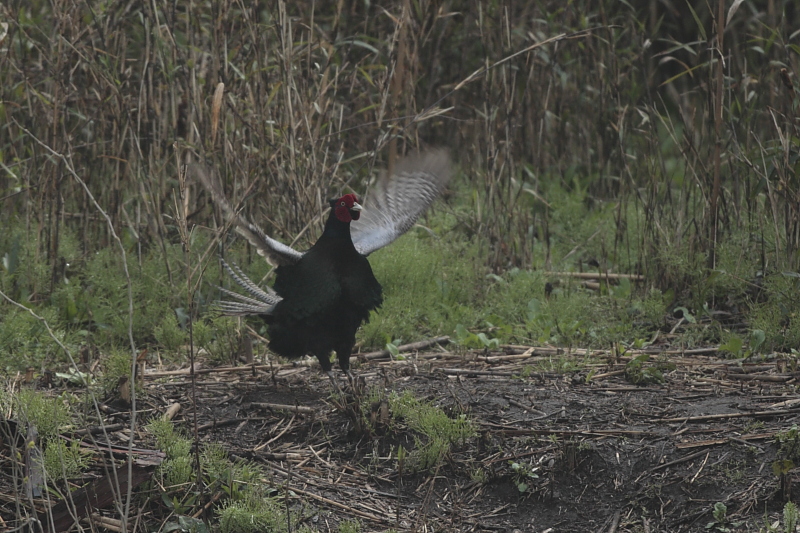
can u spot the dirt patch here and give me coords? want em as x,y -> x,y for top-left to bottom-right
5,347 -> 800,532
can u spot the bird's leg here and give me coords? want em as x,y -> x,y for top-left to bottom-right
318,352 -> 345,395
345,369 -> 367,397
336,346 -> 361,394
326,370 -> 345,396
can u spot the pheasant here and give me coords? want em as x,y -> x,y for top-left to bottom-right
196,150 -> 451,383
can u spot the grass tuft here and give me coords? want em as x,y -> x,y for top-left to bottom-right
389,390 -> 475,471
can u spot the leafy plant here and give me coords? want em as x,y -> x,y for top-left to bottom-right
454,324 -> 500,350
147,419 -> 194,488
338,519 -> 361,533
776,425 -> 800,463
718,335 -> 745,358
217,489 -> 313,533
705,502 -> 742,531
15,389 -> 71,438
784,502 -> 798,533
195,315 -> 241,365
101,349 -> 136,393
154,312 -> 188,352
384,336 -> 403,358
0,307 -> 80,370
625,354 -> 667,385
509,460 -> 540,494
163,516 -> 209,533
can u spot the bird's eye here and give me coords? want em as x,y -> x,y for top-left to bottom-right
340,201 -> 345,206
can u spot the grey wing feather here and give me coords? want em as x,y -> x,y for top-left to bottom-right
214,260 -> 282,316
351,149 -> 452,256
193,164 -> 303,267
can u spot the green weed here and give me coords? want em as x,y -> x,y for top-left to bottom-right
706,501 -> 742,532
750,273 -> 800,353
154,312 -> 188,352
783,502 -> 798,533
100,349 -> 136,393
0,307 -> 80,371
338,519 -> 361,533
388,390 -> 475,471
147,419 -> 194,487
217,489 -> 313,533
775,425 -> 800,463
362,234 -> 484,347
509,460 -> 540,494
625,354 -> 669,385
43,439 -> 93,482
15,389 -> 71,438
193,315 -> 241,365
524,355 -> 597,375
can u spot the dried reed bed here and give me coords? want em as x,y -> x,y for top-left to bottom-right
0,0 -> 798,278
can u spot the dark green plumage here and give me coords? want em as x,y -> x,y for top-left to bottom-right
266,198 -> 382,372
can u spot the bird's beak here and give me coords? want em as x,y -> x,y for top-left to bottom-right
351,202 -> 363,212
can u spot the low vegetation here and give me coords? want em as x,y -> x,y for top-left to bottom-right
1,0 -> 799,529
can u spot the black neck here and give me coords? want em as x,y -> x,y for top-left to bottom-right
322,209 -> 352,240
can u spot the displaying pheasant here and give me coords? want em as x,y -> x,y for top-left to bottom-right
196,150 -> 451,382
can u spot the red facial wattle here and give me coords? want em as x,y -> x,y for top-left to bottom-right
334,194 -> 362,222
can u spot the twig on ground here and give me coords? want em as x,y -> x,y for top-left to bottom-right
657,407 -> 800,423
361,336 -> 451,360
544,271 -> 645,281
438,368 -> 516,377
651,450 -> 708,472
250,403 -> 315,415
290,486 -> 388,523
162,403 -> 181,420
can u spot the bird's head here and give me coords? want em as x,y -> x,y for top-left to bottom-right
331,193 -> 362,223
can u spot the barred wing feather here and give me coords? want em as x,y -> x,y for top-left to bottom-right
193,165 -> 303,267
351,150 -> 451,256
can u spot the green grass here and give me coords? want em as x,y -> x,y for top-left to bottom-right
361,231 -> 485,347
750,273 -> 800,353
1,175 -> 783,373
147,418 -> 195,487
145,419 -> 293,528
361,203 -> 672,352
217,490 -> 314,533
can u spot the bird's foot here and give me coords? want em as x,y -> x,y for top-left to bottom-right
326,370 -> 364,402
345,370 -> 365,396
326,370 -> 346,396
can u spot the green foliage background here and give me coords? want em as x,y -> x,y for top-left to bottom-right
1,0 -> 800,366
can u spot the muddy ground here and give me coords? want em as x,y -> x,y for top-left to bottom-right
5,343 -> 800,532
155,344 -> 800,532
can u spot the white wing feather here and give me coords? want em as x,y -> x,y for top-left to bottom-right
351,150 -> 451,256
193,165 -> 303,266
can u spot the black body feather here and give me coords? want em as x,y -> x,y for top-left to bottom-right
267,207 -> 382,371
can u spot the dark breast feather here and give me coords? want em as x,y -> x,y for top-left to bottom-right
267,232 -> 381,360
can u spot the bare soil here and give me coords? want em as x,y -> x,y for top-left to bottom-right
5,344 -> 800,532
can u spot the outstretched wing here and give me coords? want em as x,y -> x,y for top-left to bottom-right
193,165 -> 303,267
351,150 -> 452,256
